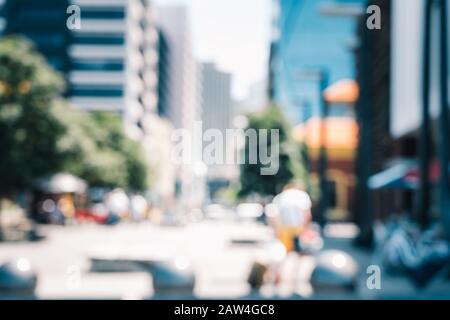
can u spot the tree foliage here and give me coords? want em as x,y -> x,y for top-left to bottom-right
238,105 -> 307,197
50,97 -> 149,192
0,37 -> 65,194
0,36 -> 149,194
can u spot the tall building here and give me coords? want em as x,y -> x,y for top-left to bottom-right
156,28 -> 171,119
200,63 -> 232,135
0,1 -> 5,33
1,0 -> 159,140
199,63 -> 234,196
0,0 -> 180,203
157,6 -> 204,209
1,0 -> 72,74
354,0 -> 450,241
270,0 -> 365,124
157,6 -> 198,130
269,0 -> 366,224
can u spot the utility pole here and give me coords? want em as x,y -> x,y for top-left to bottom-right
438,0 -> 450,238
416,0 -> 432,227
301,100 -> 312,196
293,97 -> 313,195
295,69 -> 329,229
355,14 -> 374,247
318,70 -> 329,229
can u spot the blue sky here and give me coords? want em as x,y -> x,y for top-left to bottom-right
155,0 -> 272,100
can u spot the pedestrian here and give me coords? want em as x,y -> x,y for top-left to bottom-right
269,182 -> 312,253
257,183 -> 314,288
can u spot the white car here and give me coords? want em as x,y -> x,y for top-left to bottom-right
236,203 -> 263,220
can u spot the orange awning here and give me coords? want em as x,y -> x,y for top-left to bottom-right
324,79 -> 359,104
293,117 -> 358,160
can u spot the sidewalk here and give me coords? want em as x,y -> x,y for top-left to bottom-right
321,231 -> 450,300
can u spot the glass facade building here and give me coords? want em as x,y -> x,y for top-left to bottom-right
0,0 -> 160,140
271,0 -> 365,124
157,29 -> 170,119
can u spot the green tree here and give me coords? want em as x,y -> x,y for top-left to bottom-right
53,105 -> 148,192
0,37 -> 66,240
0,36 -> 65,196
0,36 -> 149,242
88,111 -> 149,192
238,105 -> 307,197
0,36 -> 149,196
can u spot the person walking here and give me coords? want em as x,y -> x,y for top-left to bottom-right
269,183 -> 313,253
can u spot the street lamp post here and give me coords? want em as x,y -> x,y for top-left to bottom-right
292,97 -> 313,194
296,69 -> 330,228
317,2 -> 374,242
318,70 -> 330,228
301,99 -> 313,195
438,0 -> 450,238
354,15 -> 373,247
416,0 -> 433,227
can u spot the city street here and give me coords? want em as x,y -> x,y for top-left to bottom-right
2,218 -> 450,300
0,220 -> 309,299
1,0 -> 450,307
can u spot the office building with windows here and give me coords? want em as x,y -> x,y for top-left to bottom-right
270,0 -> 365,123
157,6 -> 205,208
1,0 -> 160,140
157,6 -> 198,130
200,63 -> 232,135
156,29 -> 171,119
198,62 -> 234,197
269,0 -> 365,222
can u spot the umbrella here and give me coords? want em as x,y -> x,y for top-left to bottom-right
368,159 -> 450,190
34,173 -> 87,194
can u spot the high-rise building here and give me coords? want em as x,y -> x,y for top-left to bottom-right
200,62 -> 232,135
270,0 -> 365,124
1,0 -> 72,74
156,29 -> 171,119
157,6 -> 204,209
1,0 -> 159,140
157,6 -> 198,130
354,0 -> 450,240
199,62 -> 235,196
0,0 -> 180,202
269,0 -> 365,224
0,1 -> 5,33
